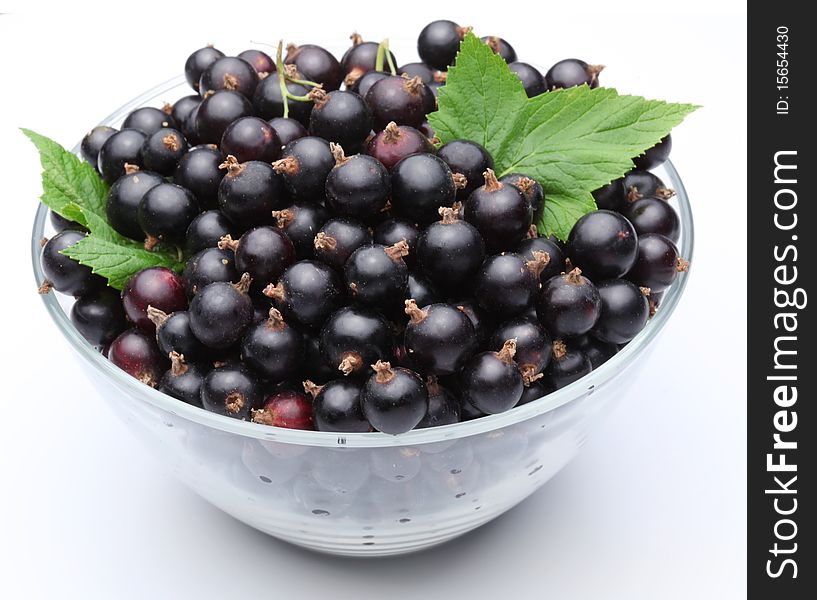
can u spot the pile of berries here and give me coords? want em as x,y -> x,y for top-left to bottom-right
40,21 -> 688,435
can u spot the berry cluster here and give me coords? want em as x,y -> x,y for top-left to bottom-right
41,21 -> 688,435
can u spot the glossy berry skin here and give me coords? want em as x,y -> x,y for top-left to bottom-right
220,116 -> 281,163
592,279 -> 650,344
123,107 -> 177,136
302,335 -> 338,383
182,247 -> 237,296
159,361 -> 207,407
543,341 -> 592,391
404,302 -> 478,375
274,136 -> 335,201
365,75 -> 431,130
49,211 -> 84,233
106,170 -> 164,240
452,299 -> 492,345
152,310 -> 209,362
490,316 -> 552,381
189,280 -> 253,349
320,306 -> 392,376
545,59 -> 602,90
184,210 -> 235,256
138,183 -> 200,245
268,117 -> 308,146
398,62 -> 434,83
417,208 -> 485,289
141,128 -> 187,176
437,140 -> 494,201
252,77 -> 313,125
199,56 -> 259,99
481,36 -> 517,62
516,236 -> 565,284
622,198 -> 680,243
40,230 -> 103,297
390,153 -> 457,224
366,123 -> 434,171
573,334 -> 619,369
405,272 -> 439,309
184,46 -> 225,91
313,217 -> 372,269
345,243 -> 409,307
70,287 -> 127,347
325,154 -> 390,219
622,170 -> 673,201
417,379 -> 460,428
218,160 -> 288,229
122,267 -> 187,331
518,378 -> 548,405
627,233 -> 682,292
311,378 -> 370,432
195,90 -> 254,144
201,365 -> 260,419
252,390 -> 315,430
181,104 -> 202,146
81,125 -> 117,167
109,328 -> 168,387
361,363 -> 428,434
373,219 -> 420,267
341,38 -> 396,83
273,201 -> 331,259
97,129 -> 146,183
264,260 -> 343,330
460,343 -> 524,414
174,145 -> 226,210
465,172 -> 532,252
633,134 -> 672,171
508,62 -> 546,97
537,270 -> 602,337
474,253 -> 539,317
567,210 -> 638,280
500,173 -> 544,214
285,44 -> 343,91
592,179 -> 626,212
241,309 -> 304,382
171,95 -> 201,127
353,71 -> 389,98
418,20 -> 466,70
238,49 -> 275,77
233,226 -> 296,287
309,91 -> 372,151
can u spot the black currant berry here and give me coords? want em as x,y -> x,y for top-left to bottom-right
220,116 -> 281,163
508,62 -> 546,97
591,279 -> 650,344
147,307 -> 209,362
543,340 -> 592,391
196,90 -> 254,144
81,125 -> 117,167
123,107 -> 177,136
141,128 -> 187,176
158,353 -> 208,407
301,335 -> 338,383
252,76 -> 313,126
340,34 -> 396,86
199,56 -> 259,99
217,156 -> 288,229
325,145 -> 390,219
238,49 -> 275,77
461,339 -> 524,414
633,134 -> 673,171
313,217 -> 372,269
122,267 -> 188,331
49,211 -> 84,233
109,328 -> 167,387
572,334 -> 619,369
390,153 -> 457,224
627,233 -> 688,292
184,210 -> 235,256
170,95 -> 201,127
106,168 -> 164,240
418,377 -> 460,428
306,378 -> 370,432
70,286 -> 127,347
174,145 -> 226,210
366,122 -> 434,171
621,198 -> 681,243
241,308 -> 304,382
268,117 -> 307,146
361,361 -> 428,434
224,226 -> 296,288
481,36 -> 517,62
345,241 -> 409,307
537,268 -> 602,337
437,140 -> 493,201
138,182 -> 200,248
182,247 -> 237,296
397,62 -> 433,83
567,209 -> 638,279
353,71 -> 389,98
500,173 -> 544,214
404,300 -> 477,375
592,178 -> 626,212
201,364 -> 260,419
452,299 -> 491,345
365,75 -> 432,130
417,20 -> 469,70
188,275 -> 254,349
474,251 -> 549,317
97,129 -> 146,183
464,169 -> 533,252
309,90 -> 372,151
39,230 -> 103,297
285,43 -> 343,91
181,104 -> 202,146
252,389 -> 315,430
273,136 -> 335,201
320,305 -> 392,376
623,169 -> 675,201
545,59 -> 603,90
263,260 -> 343,330
516,235 -> 564,284
406,272 -> 439,309
185,46 -> 225,91
490,316 -> 552,385
417,205 -> 485,289
272,201 -> 331,259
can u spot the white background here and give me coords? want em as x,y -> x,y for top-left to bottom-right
0,1 -> 747,598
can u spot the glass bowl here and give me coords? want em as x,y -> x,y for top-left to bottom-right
30,75 -> 693,557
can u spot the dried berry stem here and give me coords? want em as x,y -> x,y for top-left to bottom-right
169,351 -> 188,376
265,307 -> 286,331
262,282 -> 285,302
330,142 -> 350,166
452,173 -> 468,190
303,380 -> 324,399
225,392 -> 245,414
146,305 -> 169,328
565,267 -> 584,285
217,234 -> 239,252
677,257 -> 690,272
497,338 -> 517,364
271,209 -> 294,229
552,339 -> 567,361
234,272 -> 252,294
438,206 -> 459,224
371,360 -> 395,384
482,168 -> 502,192
526,250 -> 551,278
385,239 -> 410,261
521,364 -> 543,386
338,353 -> 362,376
313,232 -> 337,251
219,155 -> 244,176
272,156 -> 299,175
404,299 -> 427,324
383,122 -> 402,144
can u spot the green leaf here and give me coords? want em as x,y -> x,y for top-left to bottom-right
427,33 -> 699,239
21,128 -> 108,227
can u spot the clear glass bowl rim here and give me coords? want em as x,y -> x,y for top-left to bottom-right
29,74 -> 694,449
